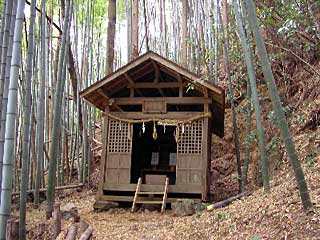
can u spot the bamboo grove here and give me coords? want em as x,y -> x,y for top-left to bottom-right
0,0 -> 315,238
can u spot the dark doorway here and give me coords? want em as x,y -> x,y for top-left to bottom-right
130,123 -> 177,185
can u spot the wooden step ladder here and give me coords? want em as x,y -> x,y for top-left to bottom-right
131,177 -> 169,214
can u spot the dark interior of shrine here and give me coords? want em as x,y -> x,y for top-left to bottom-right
130,122 -> 177,185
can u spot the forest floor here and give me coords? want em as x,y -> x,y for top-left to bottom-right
15,155 -> 320,239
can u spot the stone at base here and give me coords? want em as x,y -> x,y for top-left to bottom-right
93,200 -> 119,211
171,199 -> 195,216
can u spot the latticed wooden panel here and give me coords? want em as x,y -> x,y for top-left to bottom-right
108,119 -> 131,153
178,120 -> 203,155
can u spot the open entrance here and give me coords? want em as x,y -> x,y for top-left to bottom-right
131,123 -> 177,185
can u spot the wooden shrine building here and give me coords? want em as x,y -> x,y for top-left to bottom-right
81,51 -> 225,206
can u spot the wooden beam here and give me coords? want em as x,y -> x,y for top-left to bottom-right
151,60 -> 160,82
177,74 -> 184,97
124,73 -> 135,84
97,90 -> 123,112
98,89 -> 109,101
159,66 -> 181,80
103,183 -> 202,193
124,73 -> 143,97
110,105 -> 124,112
128,82 -> 180,89
112,97 -> 212,105
151,60 -> 166,96
108,111 -> 207,120
97,195 -> 201,203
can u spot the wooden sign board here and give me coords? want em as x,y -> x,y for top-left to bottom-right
143,100 -> 167,113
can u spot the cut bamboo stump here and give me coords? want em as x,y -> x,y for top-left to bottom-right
38,222 -> 46,239
79,226 -> 93,240
53,203 -> 62,238
6,217 -> 19,240
65,224 -> 78,240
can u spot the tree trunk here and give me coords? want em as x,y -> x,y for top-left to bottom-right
106,0 -> 116,74
46,0 -> 71,219
0,0 -> 13,128
19,0 -> 36,238
217,5 -> 242,191
244,0 -> 312,210
126,0 -> 132,62
181,0 -> 188,68
0,0 -> 16,194
233,0 -> 270,192
34,0 -> 47,209
0,1 -> 7,80
220,0 -> 228,78
131,0 -> 139,60
0,0 -> 26,237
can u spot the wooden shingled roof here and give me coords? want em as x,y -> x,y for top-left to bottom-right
80,51 -> 225,137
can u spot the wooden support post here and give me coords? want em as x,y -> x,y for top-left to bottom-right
96,107 -> 109,203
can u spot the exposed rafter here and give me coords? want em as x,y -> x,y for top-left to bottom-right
124,73 -> 143,97
151,60 -> 165,97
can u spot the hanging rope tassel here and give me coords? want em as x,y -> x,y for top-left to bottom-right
153,121 -> 158,140
142,122 -> 145,133
127,123 -> 132,140
175,125 -> 180,143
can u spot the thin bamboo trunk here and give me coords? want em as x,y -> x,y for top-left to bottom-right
217,5 -> 242,191
0,0 -> 13,126
0,0 -> 26,237
19,0 -> 36,238
46,0 -> 71,219
233,0 -> 270,192
0,0 -> 17,193
244,0 -> 312,210
34,0 -> 47,208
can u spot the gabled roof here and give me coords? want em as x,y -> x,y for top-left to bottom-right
80,51 -> 225,137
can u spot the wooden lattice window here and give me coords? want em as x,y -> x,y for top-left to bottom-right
178,120 -> 203,155
108,119 -> 131,153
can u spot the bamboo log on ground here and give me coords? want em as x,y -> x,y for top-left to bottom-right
207,192 -> 249,211
12,183 -> 84,196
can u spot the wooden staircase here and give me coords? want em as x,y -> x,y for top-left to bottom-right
131,177 -> 169,214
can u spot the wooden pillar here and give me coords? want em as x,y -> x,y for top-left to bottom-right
202,102 -> 210,201
97,107 -> 110,199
